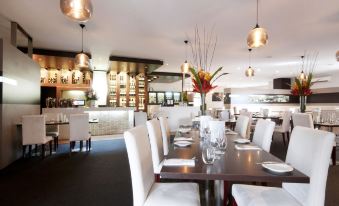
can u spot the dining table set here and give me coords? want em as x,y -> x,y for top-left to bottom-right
160,125 -> 309,205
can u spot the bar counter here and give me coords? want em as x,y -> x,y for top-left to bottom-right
42,107 -> 134,139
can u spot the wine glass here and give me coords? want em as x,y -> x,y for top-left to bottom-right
216,132 -> 227,151
202,142 -> 215,164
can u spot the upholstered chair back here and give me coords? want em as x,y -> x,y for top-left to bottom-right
252,119 -> 275,152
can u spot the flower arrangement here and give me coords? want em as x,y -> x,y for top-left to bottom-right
290,73 -> 314,96
85,89 -> 98,101
290,52 -> 319,113
188,26 -> 228,115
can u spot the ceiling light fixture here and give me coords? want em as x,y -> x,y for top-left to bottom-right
245,48 -> 255,77
74,24 -> 90,70
181,40 -> 190,73
247,0 -> 268,48
299,55 -> 307,80
60,0 -> 93,22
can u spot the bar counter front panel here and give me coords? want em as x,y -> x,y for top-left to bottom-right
42,107 -> 134,139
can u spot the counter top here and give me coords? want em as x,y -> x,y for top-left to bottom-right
43,107 -> 135,112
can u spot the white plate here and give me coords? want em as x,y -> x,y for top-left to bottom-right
262,162 -> 294,173
174,141 -> 192,147
233,139 -> 250,144
174,137 -> 193,141
226,131 -> 238,135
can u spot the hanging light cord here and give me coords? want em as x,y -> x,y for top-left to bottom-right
184,40 -> 188,63
301,55 -> 305,71
80,24 -> 85,53
256,0 -> 259,26
248,48 -> 252,67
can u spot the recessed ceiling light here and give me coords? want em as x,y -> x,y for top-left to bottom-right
257,68 -> 261,72
166,63 -> 169,66
275,70 -> 280,73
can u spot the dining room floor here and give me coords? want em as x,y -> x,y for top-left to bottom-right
0,135 -> 338,206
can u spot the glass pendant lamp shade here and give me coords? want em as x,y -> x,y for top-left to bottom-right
60,0 -> 93,22
336,51 -> 339,62
75,52 -> 90,69
247,25 -> 268,48
245,66 -> 255,77
299,70 -> 306,80
181,61 -> 190,73
247,0 -> 268,48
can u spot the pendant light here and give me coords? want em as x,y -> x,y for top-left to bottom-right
75,24 -> 90,70
245,48 -> 255,77
336,51 -> 339,62
247,0 -> 268,48
60,0 -> 93,22
299,56 -> 307,80
181,40 -> 190,73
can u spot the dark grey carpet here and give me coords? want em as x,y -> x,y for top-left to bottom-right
0,136 -> 338,206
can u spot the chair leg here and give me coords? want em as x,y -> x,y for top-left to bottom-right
154,174 -> 160,182
22,145 -> 26,158
80,141 -> 83,152
56,136 -> 59,149
69,142 -> 72,156
286,132 -> 290,143
28,145 -> 32,157
49,141 -> 52,156
35,144 -> 38,155
332,146 -> 336,166
224,181 -> 230,206
282,133 -> 286,146
53,137 -> 57,151
86,140 -> 89,151
89,138 -> 91,150
42,144 -> 45,158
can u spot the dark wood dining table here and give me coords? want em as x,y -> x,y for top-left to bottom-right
161,129 -> 309,205
162,130 -> 309,183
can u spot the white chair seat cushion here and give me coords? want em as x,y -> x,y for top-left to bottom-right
24,136 -> 53,145
232,184 -> 301,206
46,131 -> 59,137
144,182 -> 200,206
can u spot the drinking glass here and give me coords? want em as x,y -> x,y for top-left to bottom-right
216,132 -> 227,151
202,143 -> 215,164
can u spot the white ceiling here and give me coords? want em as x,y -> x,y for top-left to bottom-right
1,0 -> 339,88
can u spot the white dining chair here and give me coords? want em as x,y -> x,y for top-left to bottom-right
158,116 -> 170,156
69,113 -> 91,155
209,120 -> 225,143
22,115 -> 53,158
232,126 -> 335,206
134,111 -> 147,126
274,111 -> 292,146
292,113 -> 314,129
252,119 -> 275,152
239,111 -> 252,139
124,125 -> 200,206
220,110 -> 230,121
234,115 -> 249,138
146,118 -> 164,180
44,113 -> 60,151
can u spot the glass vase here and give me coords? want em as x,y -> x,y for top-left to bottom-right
299,96 -> 307,113
200,93 -> 206,116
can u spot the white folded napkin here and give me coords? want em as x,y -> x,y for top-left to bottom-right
235,145 -> 262,151
174,137 -> 193,141
226,131 -> 238,135
174,141 -> 193,147
178,128 -> 191,133
163,158 -> 195,167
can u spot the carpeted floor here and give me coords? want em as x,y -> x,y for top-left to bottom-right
0,135 -> 338,206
